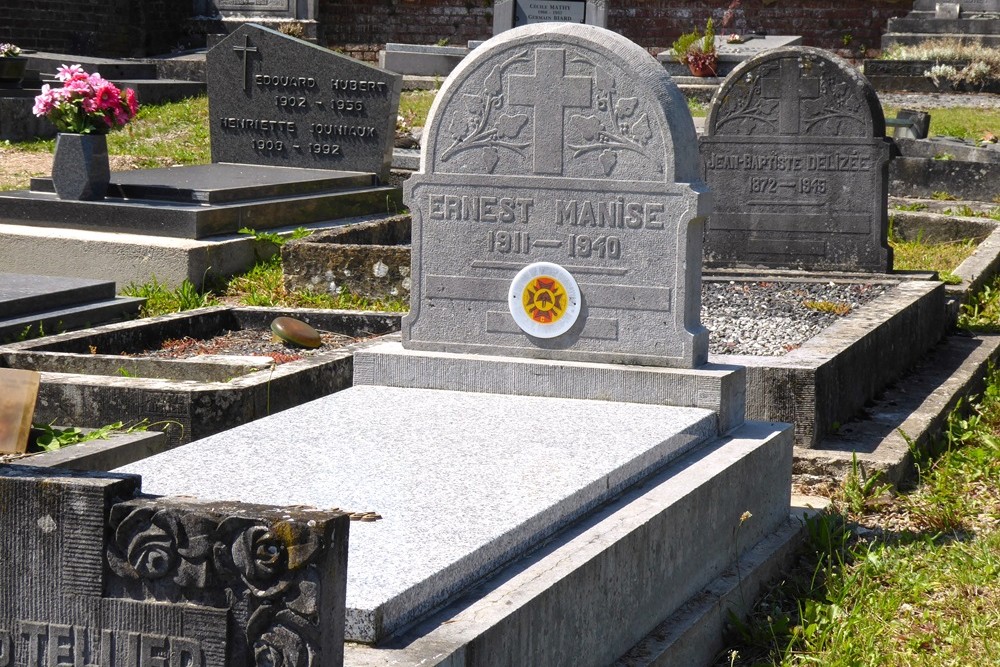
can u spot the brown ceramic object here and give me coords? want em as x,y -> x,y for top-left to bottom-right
270,317 -> 322,349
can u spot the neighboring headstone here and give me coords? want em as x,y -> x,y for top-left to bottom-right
403,22 -> 710,368
208,23 -> 401,179
0,368 -> 39,454
0,465 -> 349,667
701,46 -> 892,272
890,108 -> 931,140
657,34 -> 803,78
493,0 -> 608,35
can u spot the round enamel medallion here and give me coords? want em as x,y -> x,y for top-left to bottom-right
508,262 -> 581,339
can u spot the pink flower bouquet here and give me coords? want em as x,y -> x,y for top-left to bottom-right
32,64 -> 139,134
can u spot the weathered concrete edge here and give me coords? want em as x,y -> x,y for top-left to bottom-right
344,421 -> 792,667
947,223 -> 1000,320
15,429 -> 170,471
613,502 -> 824,667
796,333 -> 1000,487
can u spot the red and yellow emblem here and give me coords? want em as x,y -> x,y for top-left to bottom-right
521,275 -> 568,324
508,262 -> 581,339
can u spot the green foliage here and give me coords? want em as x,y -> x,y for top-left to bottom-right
892,201 -> 929,212
802,300 -> 851,316
122,276 -> 218,318
931,191 -> 957,201
958,277 -> 1000,331
31,420 -> 146,452
671,17 -> 717,64
397,90 -> 437,132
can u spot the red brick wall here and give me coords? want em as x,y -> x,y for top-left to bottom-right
0,0 -> 193,57
2,1 -> 913,60
320,0 -> 915,61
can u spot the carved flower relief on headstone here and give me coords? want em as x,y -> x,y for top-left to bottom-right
106,502 -> 329,667
437,45 -> 662,178
712,52 -> 877,138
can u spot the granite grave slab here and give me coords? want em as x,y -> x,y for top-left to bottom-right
657,34 -> 803,78
404,22 -> 710,368
209,24 -> 400,179
883,0 -> 1000,49
117,385 -> 721,644
701,46 -> 893,273
0,465 -> 348,667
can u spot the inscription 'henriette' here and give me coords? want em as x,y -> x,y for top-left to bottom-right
0,622 -> 202,667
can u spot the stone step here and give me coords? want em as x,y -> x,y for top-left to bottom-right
0,296 -> 145,343
24,52 -> 158,79
109,78 -> 206,105
0,273 -> 116,318
886,16 -> 1000,34
882,32 -> 1000,48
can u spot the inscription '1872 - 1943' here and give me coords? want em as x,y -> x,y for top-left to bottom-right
0,622 -> 203,667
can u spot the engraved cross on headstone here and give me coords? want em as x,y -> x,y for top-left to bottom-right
233,34 -> 259,92
760,58 -> 821,134
508,48 -> 592,175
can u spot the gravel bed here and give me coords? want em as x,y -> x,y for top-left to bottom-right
121,328 -> 361,364
703,280 -> 890,356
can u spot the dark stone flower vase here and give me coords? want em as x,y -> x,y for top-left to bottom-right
51,133 -> 111,201
0,56 -> 27,88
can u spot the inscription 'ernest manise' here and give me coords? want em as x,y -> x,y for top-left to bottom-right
0,622 -> 202,667
428,194 -> 669,229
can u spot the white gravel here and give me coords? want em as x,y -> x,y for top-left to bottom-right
702,280 -> 889,356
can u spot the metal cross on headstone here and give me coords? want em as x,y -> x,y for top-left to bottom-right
760,58 -> 821,134
508,48 -> 593,175
233,34 -> 259,92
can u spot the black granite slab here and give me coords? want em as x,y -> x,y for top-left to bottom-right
30,164 -> 377,204
0,272 -> 115,318
0,183 -> 402,239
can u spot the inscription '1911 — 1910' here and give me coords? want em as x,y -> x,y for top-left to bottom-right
0,622 -> 203,667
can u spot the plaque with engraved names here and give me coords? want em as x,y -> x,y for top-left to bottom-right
207,24 -> 401,178
701,47 -> 892,272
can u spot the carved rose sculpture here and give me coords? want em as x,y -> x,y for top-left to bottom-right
109,506 -> 180,579
249,609 -> 318,667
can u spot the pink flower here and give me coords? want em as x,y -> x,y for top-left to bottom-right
32,85 -> 55,115
55,64 -> 86,82
124,87 -> 139,116
112,106 -> 130,126
94,82 -> 121,111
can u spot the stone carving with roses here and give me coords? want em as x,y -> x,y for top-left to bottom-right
106,499 -> 336,667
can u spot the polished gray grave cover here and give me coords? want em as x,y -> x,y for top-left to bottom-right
0,465 -> 349,667
701,47 -> 892,272
404,22 -> 710,368
207,23 -> 401,179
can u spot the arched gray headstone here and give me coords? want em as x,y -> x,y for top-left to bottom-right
701,46 -> 892,273
403,22 -> 710,368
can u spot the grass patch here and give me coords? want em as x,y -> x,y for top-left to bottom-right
890,236 -> 978,274
108,95 -> 210,167
224,255 -> 408,311
122,277 -> 220,318
398,90 -> 437,130
883,105 -> 1000,142
721,366 -> 1000,666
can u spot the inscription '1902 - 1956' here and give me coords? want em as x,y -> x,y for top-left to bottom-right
0,622 -> 203,667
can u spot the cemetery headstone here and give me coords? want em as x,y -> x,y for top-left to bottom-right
403,21 -> 710,368
493,0 -> 608,35
207,23 -> 401,179
700,46 -> 892,272
0,465 -> 349,667
0,368 -> 39,454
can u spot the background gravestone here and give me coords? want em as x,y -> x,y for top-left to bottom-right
403,22 -> 710,369
0,465 -> 348,667
207,23 -> 400,179
700,46 -> 892,273
493,0 -> 608,35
